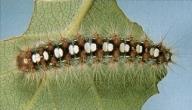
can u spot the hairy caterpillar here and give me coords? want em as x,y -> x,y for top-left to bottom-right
17,33 -> 173,73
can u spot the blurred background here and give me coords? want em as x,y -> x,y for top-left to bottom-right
1,0 -> 192,110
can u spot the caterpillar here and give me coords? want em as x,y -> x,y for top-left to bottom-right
17,33 -> 173,73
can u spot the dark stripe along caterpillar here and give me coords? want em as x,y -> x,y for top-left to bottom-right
17,34 -> 173,72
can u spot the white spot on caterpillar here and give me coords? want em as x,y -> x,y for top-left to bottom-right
108,43 -> 113,52
43,51 -> 49,61
150,48 -> 155,56
136,44 -> 143,54
154,48 -> 160,57
124,44 -> 130,52
84,42 -> 97,53
84,42 -> 91,53
150,48 -> 160,57
90,43 -> 97,52
74,45 -> 79,54
54,48 -> 63,58
120,43 -> 125,52
103,42 -> 114,52
102,42 -> 108,52
69,45 -> 74,55
120,43 -> 130,53
69,44 -> 79,55
32,53 -> 41,63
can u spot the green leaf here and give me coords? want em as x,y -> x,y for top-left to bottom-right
0,0 -> 167,110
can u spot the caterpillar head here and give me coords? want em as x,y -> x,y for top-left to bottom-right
17,50 -> 34,72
